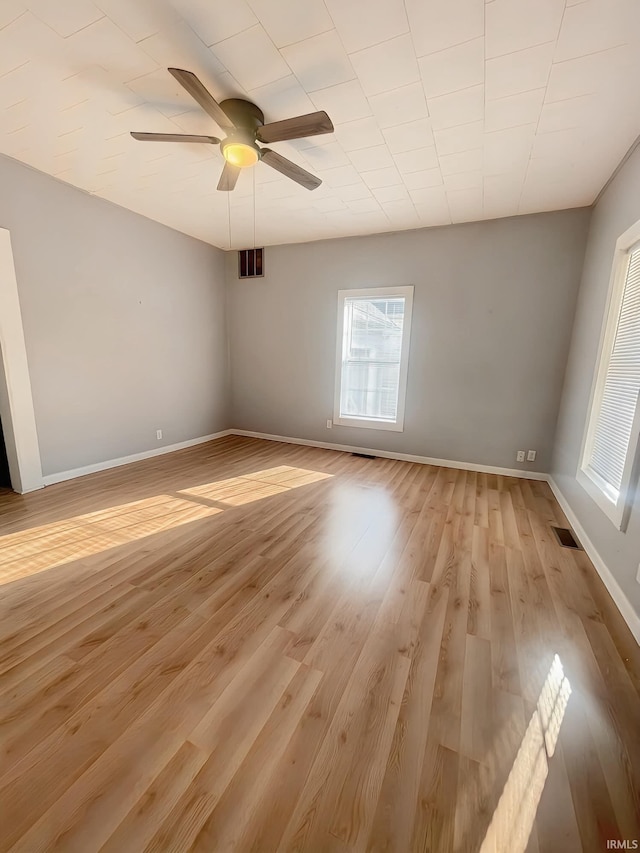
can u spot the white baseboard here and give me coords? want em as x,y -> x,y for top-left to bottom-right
547,476 -> 640,646
230,429 -> 547,480
42,430 -> 234,486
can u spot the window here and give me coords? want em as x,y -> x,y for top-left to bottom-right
578,218 -> 640,530
333,286 -> 413,431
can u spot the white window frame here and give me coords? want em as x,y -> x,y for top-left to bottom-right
577,217 -> 640,531
333,285 -> 413,432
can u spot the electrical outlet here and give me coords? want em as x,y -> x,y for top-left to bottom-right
156,429 -> 162,440
527,450 -> 537,462
326,419 -> 332,429
516,450 -> 525,462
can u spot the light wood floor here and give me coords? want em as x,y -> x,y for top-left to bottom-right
0,436 -> 638,852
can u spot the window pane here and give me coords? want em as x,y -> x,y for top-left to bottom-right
340,296 -> 405,421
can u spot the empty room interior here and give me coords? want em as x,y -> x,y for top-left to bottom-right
1,1 -> 640,851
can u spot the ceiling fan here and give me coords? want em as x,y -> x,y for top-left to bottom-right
131,68 -> 334,192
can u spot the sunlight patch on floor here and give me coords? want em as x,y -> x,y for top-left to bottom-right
0,466 -> 333,585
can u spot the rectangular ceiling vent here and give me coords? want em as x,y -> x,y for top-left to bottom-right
238,248 -> 264,279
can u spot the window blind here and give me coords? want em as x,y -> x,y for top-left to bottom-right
587,245 -> 640,499
339,296 -> 406,422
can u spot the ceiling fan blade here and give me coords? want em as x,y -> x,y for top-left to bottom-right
217,162 -> 241,191
257,110 -> 334,143
130,132 -> 220,144
260,148 -> 322,190
168,67 -> 235,129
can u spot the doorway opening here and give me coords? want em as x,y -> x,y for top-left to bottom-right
0,416 -> 11,489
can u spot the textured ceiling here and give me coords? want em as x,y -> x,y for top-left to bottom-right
1,0 -> 639,248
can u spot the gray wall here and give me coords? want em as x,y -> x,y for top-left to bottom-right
552,144 -> 640,616
226,209 -> 590,472
0,154 -> 229,477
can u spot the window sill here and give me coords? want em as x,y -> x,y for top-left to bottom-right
576,466 -> 626,531
333,416 -> 404,432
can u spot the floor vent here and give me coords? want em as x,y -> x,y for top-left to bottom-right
352,452 -> 376,459
551,526 -> 582,550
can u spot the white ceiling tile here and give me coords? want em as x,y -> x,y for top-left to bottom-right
248,75 -> 316,122
372,184 -> 411,203
322,164 -> 363,187
554,0 -> 638,63
211,25 -> 290,91
368,82 -> 428,129
125,69 -> 194,117
485,0 -> 565,59
439,148 -> 483,175
531,128 -> 586,160
362,166 -> 403,189
137,26 -> 226,91
94,0 -> 178,43
426,84 -> 484,131
393,146 -> 440,173
382,118 -> 434,154
535,94 -> 596,135
336,182 -> 373,201
348,145 -> 395,171
66,17 -> 158,83
0,1 -> 26,30
412,186 -> 451,223
443,170 -> 483,189
349,35 -> 419,97
485,88 -> 546,132
485,42 -> 555,101
447,186 -> 484,222
382,199 -> 419,221
29,0 -> 104,36
419,38 -> 484,99
302,141 -> 351,169
246,0 -> 333,48
434,121 -> 484,156
281,30 -> 354,92
347,197 -> 383,213
0,11 -> 64,76
313,196 -> 348,212
323,0 -> 409,53
310,80 -> 371,124
406,0 -> 484,57
403,167 -> 443,190
484,124 -> 535,173
173,0 -> 257,46
333,117 -> 385,151
484,172 -> 523,213
545,45 -> 639,103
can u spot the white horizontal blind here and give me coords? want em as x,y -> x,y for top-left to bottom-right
339,296 -> 406,422
587,245 -> 640,499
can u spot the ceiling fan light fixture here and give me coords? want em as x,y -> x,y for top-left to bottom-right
221,139 -> 260,168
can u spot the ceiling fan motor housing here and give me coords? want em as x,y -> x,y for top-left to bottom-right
219,99 -> 265,132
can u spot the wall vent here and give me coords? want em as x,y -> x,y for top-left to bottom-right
550,526 -> 582,550
238,247 -> 264,278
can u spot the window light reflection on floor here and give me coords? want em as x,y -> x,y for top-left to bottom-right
480,654 -> 572,853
